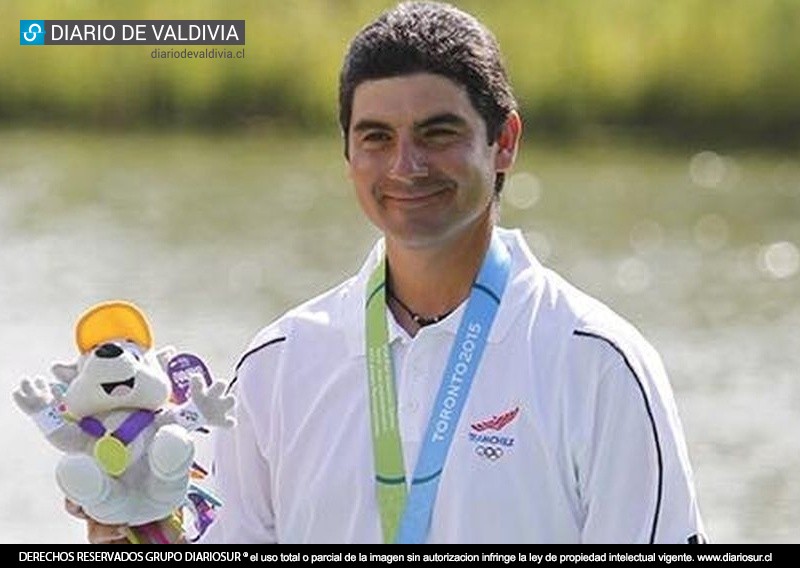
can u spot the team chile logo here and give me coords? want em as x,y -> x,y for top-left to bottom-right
468,406 -> 519,461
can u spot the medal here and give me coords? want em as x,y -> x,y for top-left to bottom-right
94,434 -> 130,476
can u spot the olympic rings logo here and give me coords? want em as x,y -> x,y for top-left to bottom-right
474,445 -> 503,461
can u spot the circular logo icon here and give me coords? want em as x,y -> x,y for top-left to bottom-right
23,23 -> 42,42
20,21 -> 45,45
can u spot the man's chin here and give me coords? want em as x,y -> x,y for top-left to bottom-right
383,221 -> 470,251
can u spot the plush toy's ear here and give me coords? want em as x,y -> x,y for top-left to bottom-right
51,362 -> 79,384
155,345 -> 177,371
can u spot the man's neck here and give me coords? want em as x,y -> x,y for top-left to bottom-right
384,212 -> 494,335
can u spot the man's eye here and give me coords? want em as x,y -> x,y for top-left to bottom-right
424,128 -> 459,141
362,131 -> 391,143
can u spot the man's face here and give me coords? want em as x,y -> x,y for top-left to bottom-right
346,73 -> 512,249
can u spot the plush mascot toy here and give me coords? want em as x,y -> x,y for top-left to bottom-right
12,301 -> 234,543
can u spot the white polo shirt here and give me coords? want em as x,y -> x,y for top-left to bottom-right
200,228 -> 705,544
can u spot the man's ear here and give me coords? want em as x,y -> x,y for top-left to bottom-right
51,362 -> 79,384
494,110 -> 522,173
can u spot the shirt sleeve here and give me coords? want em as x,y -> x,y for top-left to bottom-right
575,333 -> 705,544
197,340 -> 282,544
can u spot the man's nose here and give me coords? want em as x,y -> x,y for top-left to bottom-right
388,137 -> 428,182
95,343 -> 123,359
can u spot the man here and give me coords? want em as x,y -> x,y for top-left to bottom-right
80,1 -> 705,543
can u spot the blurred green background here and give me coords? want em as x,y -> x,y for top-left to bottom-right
3,0 -> 800,146
2,0 -> 799,545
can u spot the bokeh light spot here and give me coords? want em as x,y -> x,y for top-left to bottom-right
758,241 -> 799,280
630,219 -> 664,254
694,214 -> 730,252
690,151 -> 727,189
616,257 -> 652,294
504,172 -> 542,210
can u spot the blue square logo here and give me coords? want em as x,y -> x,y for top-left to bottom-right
20,20 -> 45,45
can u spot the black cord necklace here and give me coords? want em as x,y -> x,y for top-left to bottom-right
386,287 -> 455,327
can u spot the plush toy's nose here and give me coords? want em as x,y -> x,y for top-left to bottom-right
95,343 -> 123,359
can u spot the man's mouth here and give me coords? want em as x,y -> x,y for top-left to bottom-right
100,377 -> 135,396
383,186 -> 453,204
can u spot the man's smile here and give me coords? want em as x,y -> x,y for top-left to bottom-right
384,187 -> 450,201
379,181 -> 456,207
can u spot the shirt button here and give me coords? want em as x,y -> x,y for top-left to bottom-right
403,401 -> 419,413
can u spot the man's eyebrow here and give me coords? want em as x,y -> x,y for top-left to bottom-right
415,113 -> 468,130
351,113 -> 469,133
351,119 -> 392,133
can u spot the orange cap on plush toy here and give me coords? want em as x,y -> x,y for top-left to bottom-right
75,301 -> 153,354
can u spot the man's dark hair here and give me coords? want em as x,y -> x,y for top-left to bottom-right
338,1 -> 517,193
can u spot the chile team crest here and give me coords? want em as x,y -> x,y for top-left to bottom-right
468,406 -> 519,461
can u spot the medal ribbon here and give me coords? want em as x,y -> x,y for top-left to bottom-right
79,409 -> 155,476
365,232 -> 511,543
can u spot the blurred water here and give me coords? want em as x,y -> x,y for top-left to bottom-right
1,130 -> 798,543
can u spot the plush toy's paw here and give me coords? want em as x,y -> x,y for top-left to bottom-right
12,376 -> 55,415
56,454 -> 111,507
189,376 -> 235,428
149,424 -> 194,482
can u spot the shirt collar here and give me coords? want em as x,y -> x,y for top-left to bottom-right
342,227 -> 544,357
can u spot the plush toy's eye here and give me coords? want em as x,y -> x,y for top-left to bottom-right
124,339 -> 142,360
